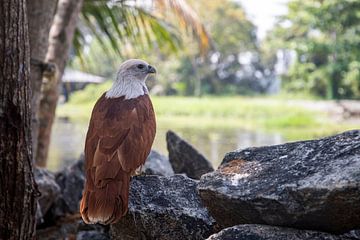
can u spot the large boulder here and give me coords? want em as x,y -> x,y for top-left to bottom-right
166,130 -> 214,179
51,155 -> 85,218
142,150 -> 174,176
206,225 -> 350,240
34,167 -> 61,224
198,130 -> 360,233
111,175 -> 216,240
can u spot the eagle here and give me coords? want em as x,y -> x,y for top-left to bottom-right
80,59 -> 156,224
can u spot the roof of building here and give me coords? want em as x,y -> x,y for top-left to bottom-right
62,69 -> 105,83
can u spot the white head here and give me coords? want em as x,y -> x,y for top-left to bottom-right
105,59 -> 156,99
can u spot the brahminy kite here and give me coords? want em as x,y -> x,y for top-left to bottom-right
80,59 -> 156,224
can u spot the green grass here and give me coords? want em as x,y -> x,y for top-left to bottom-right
57,82 -> 359,141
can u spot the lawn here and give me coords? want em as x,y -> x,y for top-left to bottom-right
57,82 -> 358,141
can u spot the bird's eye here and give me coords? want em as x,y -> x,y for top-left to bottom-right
137,64 -> 145,69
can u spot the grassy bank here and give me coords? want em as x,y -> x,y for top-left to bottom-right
57,82 -> 358,141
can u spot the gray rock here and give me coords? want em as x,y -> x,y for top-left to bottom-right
36,202 -> 44,225
198,130 -> 360,233
111,175 -> 216,240
166,130 -> 214,179
76,231 -> 110,240
341,229 -> 360,239
206,225 -> 350,240
34,167 -> 61,224
36,218 -> 80,240
36,218 -> 109,240
143,150 -> 174,176
51,155 -> 85,218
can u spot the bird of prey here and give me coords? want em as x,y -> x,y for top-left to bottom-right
80,59 -> 156,224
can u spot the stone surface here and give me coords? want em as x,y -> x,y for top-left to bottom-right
36,218 -> 80,240
206,225 -> 351,240
51,155 -> 85,218
111,174 -> 216,240
36,217 -> 109,240
34,167 -> 61,224
36,202 -> 44,225
198,130 -> 360,233
341,230 -> 360,240
142,150 -> 174,176
166,130 -> 214,179
76,231 -> 110,240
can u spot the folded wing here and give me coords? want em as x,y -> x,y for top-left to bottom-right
80,93 -> 156,224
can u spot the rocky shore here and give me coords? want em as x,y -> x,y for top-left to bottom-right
35,130 -> 360,240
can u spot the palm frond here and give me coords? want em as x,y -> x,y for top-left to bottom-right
154,0 -> 211,54
73,0 -> 210,62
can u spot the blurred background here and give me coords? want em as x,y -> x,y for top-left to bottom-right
43,0 -> 360,171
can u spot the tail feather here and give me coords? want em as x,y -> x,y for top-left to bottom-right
80,167 -> 131,224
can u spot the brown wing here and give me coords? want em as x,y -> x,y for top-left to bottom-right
80,93 -> 156,224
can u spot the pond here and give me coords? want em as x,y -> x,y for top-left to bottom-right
47,118 -> 285,172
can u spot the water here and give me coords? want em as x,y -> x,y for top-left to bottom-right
48,118 -> 285,172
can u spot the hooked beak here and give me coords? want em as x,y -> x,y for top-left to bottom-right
147,65 -> 156,74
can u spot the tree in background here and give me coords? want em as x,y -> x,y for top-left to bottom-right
270,0 -> 360,99
0,1 -> 38,238
165,0 -> 277,96
27,0 -> 58,161
36,0 -> 84,167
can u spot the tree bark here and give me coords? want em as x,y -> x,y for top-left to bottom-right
36,0 -> 84,167
0,1 -> 38,239
27,0 -> 58,163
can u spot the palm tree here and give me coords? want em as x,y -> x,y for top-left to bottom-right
35,0 -> 210,166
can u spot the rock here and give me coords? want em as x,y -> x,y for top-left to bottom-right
142,150 -> 174,176
36,202 -> 44,225
76,230 -> 110,240
51,155 -> 85,218
111,175 -> 216,240
206,225 -> 350,240
198,130 -> 360,233
34,167 -> 61,224
36,217 -> 109,240
166,130 -> 214,179
341,229 -> 360,240
36,218 -> 80,240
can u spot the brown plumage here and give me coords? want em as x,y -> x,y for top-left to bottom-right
80,59 -> 156,224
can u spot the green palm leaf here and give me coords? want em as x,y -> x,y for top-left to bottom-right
74,0 -> 210,60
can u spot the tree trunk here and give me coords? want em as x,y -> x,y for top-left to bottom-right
27,0 -> 58,163
36,0 -> 84,167
0,1 -> 38,239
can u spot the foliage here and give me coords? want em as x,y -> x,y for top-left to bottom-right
73,0 -> 210,64
70,0 -> 276,96
173,0 -> 277,96
268,0 -> 360,99
70,0 -> 360,99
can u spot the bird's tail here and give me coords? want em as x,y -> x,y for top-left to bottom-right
80,167 -> 131,225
